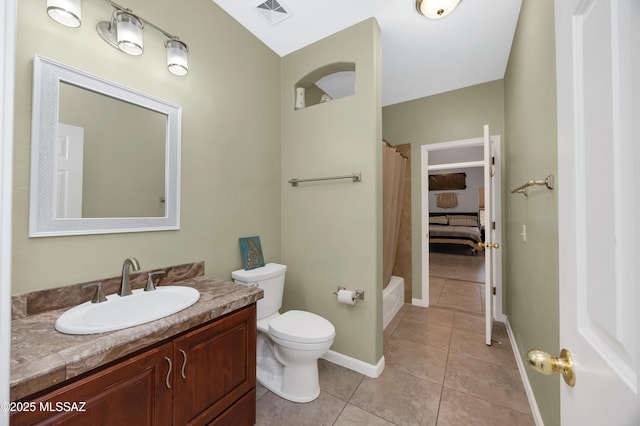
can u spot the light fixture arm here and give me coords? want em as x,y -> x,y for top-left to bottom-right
101,0 -> 183,43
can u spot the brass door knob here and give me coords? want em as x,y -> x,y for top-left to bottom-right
527,348 -> 576,387
477,242 -> 500,249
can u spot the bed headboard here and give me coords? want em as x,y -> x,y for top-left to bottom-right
429,212 -> 479,227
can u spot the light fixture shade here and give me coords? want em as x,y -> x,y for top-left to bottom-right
115,10 -> 144,56
416,0 -> 461,19
166,39 -> 189,76
47,0 -> 82,28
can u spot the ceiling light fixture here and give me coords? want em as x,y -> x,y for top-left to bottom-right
47,0 -> 189,76
47,0 -> 82,28
416,0 -> 461,19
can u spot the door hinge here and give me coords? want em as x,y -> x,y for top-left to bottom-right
492,221 -> 496,230
493,287 -> 496,295
492,156 -> 495,165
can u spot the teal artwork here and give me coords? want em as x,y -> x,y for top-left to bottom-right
239,236 -> 265,270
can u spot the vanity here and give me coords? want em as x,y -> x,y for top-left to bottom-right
10,265 -> 262,425
12,55 -> 263,424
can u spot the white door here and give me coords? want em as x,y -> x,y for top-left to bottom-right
555,0 -> 640,423
482,124 -> 497,346
55,123 -> 84,218
420,134 -> 502,326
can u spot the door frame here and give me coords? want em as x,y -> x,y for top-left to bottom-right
418,136 -> 504,321
0,0 -> 16,418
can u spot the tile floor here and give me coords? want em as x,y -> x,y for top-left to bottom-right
429,250 -> 486,315
255,251 -> 534,425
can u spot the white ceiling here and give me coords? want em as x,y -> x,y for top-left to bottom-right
211,0 -> 522,106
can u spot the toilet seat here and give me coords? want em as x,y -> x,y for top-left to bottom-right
269,310 -> 335,344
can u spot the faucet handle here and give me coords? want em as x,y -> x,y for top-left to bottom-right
145,270 -> 166,292
82,281 -> 107,304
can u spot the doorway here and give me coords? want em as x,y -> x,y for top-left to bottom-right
419,135 -> 503,321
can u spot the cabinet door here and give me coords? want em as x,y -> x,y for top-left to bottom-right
208,388 -> 256,426
11,343 -> 173,426
173,305 -> 256,426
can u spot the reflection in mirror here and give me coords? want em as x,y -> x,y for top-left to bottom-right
30,55 -> 181,237
58,83 -> 166,218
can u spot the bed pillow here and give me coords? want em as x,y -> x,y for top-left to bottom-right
429,215 -> 448,225
448,215 -> 478,227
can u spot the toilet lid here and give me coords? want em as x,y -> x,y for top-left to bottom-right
231,263 -> 286,283
269,310 -> 335,344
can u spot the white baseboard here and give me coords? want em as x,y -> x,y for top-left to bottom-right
322,350 -> 385,378
412,298 -> 428,307
505,317 -> 544,426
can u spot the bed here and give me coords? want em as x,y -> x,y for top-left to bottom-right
428,212 -> 483,254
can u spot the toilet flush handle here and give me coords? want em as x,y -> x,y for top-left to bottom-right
249,281 -> 259,288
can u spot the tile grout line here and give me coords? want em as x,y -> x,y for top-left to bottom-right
434,310 -> 456,425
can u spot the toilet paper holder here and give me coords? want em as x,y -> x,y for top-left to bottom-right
333,286 -> 365,301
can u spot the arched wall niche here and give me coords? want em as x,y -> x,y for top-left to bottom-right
294,62 -> 356,110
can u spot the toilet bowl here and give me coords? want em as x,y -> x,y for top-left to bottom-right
232,263 -> 335,403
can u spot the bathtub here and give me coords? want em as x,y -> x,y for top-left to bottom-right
383,276 -> 405,330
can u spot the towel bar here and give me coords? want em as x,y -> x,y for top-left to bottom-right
512,174 -> 554,196
288,173 -> 361,187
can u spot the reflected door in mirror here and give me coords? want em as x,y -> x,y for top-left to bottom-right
56,123 -> 84,218
59,82 -> 166,218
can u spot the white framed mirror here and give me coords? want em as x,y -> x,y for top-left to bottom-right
29,55 -> 181,237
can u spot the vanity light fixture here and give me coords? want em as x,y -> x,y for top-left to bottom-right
97,9 -> 144,55
47,0 -> 189,76
416,0 -> 461,19
47,0 -> 82,28
114,9 -> 144,56
165,38 -> 189,76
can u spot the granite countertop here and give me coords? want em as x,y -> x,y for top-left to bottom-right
10,277 -> 263,401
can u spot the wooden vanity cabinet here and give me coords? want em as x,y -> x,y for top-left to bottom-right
10,343 -> 174,426
11,304 -> 256,426
173,304 -> 256,425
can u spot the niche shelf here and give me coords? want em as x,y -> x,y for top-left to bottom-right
294,62 -> 356,110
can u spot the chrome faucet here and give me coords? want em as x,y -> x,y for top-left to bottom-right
118,257 -> 140,296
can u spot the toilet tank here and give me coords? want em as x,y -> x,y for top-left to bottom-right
231,263 -> 286,320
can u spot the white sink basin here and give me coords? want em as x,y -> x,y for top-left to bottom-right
55,286 -> 200,335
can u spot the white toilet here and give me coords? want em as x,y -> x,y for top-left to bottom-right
232,263 -> 335,403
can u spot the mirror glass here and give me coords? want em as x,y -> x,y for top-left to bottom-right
58,83 -> 167,218
30,55 -> 181,237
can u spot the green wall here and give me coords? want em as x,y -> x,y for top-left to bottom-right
13,0 -> 282,293
281,19 -> 383,365
382,80 -> 505,299
504,0 -> 560,423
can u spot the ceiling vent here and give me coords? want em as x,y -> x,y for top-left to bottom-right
255,0 -> 291,26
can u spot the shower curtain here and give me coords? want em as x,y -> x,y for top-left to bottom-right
382,141 -> 407,289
